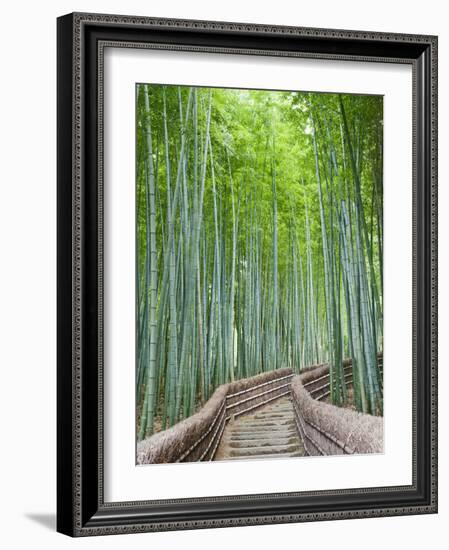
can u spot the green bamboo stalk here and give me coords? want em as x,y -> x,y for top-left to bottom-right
138,85 -> 158,440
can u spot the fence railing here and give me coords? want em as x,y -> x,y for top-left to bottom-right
303,354 -> 383,401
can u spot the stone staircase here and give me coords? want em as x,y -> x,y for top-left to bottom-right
214,397 -> 305,461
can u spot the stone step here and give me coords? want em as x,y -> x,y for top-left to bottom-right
243,413 -> 292,418
230,424 -> 294,432
235,423 -> 295,431
226,430 -> 298,441
229,418 -> 294,430
234,418 -> 294,429
226,451 -> 303,460
248,414 -> 292,424
229,428 -> 293,436
228,443 -> 300,457
228,437 -> 299,448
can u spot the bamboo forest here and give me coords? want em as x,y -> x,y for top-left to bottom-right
136,84 -> 383,443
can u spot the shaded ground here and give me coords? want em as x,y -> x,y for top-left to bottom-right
214,397 -> 305,461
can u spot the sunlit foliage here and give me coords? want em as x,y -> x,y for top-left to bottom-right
136,85 -> 383,438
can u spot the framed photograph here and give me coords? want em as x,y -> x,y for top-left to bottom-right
57,12 -> 438,536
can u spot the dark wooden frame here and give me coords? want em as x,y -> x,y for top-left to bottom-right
57,12 -> 438,537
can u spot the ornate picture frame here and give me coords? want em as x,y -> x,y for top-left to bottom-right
57,12 -> 437,536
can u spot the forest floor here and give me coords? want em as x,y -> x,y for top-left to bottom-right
323,386 -> 357,412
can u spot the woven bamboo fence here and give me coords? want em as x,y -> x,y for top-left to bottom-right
291,359 -> 383,456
